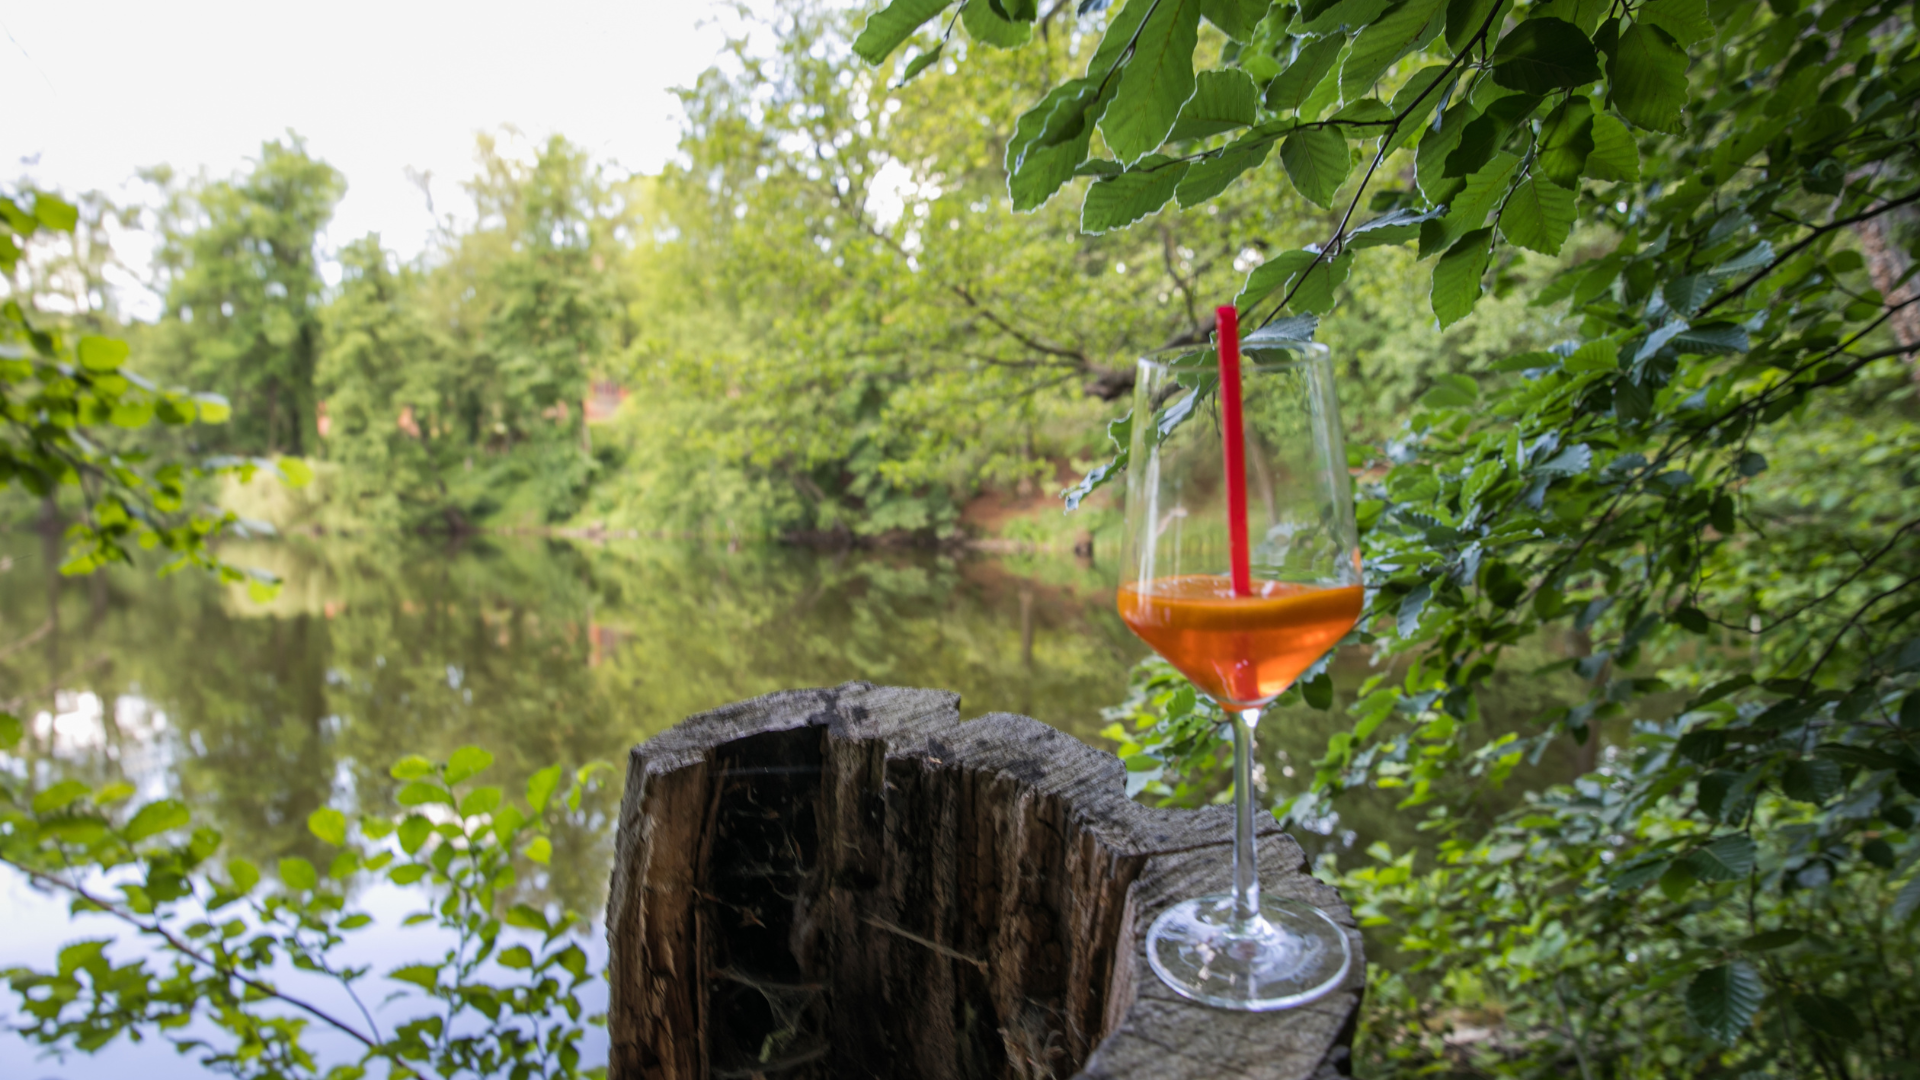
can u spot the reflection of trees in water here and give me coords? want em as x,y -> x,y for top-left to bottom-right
0,535 -> 1142,918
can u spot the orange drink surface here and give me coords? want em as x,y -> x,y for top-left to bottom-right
1117,575 -> 1363,707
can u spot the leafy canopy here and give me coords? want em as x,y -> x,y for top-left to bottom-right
858,0 -> 1920,1073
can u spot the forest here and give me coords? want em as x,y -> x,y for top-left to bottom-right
3,0 -> 1919,1077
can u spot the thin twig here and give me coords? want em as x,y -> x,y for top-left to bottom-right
1698,186 -> 1920,316
10,863 -> 378,1048
861,913 -> 989,973
1260,2 -> 1501,325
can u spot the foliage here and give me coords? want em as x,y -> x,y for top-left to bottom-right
1,186 -> 297,592
143,137 -> 344,458
315,240 -> 456,530
0,719 -> 611,1080
851,0 -> 1920,1073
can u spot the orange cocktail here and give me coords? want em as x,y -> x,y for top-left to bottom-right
1118,575 -> 1362,706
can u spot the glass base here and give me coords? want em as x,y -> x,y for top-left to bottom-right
1145,894 -> 1353,1011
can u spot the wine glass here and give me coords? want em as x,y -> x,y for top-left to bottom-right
1117,333 -> 1361,1011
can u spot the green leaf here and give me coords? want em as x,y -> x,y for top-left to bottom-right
388,963 -> 442,990
1421,372 -> 1478,408
398,814 -> 434,854
1535,95 -> 1595,184
1431,227 -> 1494,328
1007,79 -> 1108,211
1422,150 -> 1521,253
853,0 -> 953,64
0,710 -> 20,750
1169,69 -> 1258,140
1383,65 -> 1454,153
1235,249 -> 1320,313
390,754 -> 436,781
1781,758 -> 1841,804
491,803 -> 528,842
1101,0 -> 1203,163
1415,102 -> 1473,203
1302,672 -> 1335,709
1563,339 -> 1618,372
1200,0 -> 1267,39
279,856 -> 318,891
1682,834 -> 1757,880
1288,252 -> 1355,314
960,0 -> 1030,47
389,863 -> 428,885
397,781 -> 451,807
1266,34 -> 1346,114
506,903 -> 551,932
524,836 -> 554,865
33,779 -> 92,815
275,456 -> 314,489
527,764 -> 565,813
445,746 -> 495,784
1894,873 -> 1920,922
228,858 -> 261,894
1490,18 -> 1601,93
1340,0 -> 1445,102
1637,0 -> 1712,46
1791,995 -> 1863,1042
1670,321 -> 1749,355
1444,0 -> 1499,53
93,781 -> 136,806
1346,205 -> 1446,249
122,798 -> 191,842
896,44 -> 944,85
32,193 -> 79,232
193,392 -> 232,424
1082,159 -> 1190,233
1686,961 -> 1764,1043
1498,178 -> 1577,255
498,945 -> 535,970
459,786 -> 503,818
1062,410 -> 1132,510
77,336 -> 129,372
1608,23 -> 1689,133
329,850 -> 360,879
1327,98 -> 1394,124
1673,605 -> 1710,633
1176,138 -> 1273,207
307,807 -> 348,847
1280,126 -> 1352,207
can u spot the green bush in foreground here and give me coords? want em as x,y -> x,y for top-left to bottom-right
0,721 -> 610,1080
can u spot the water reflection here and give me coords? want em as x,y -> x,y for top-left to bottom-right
2,530 -> 1592,956
0,534 -> 1146,917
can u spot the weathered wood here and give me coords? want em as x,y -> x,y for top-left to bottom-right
606,682 -> 1362,1080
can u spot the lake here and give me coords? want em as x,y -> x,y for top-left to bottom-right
1,530 -> 1589,1077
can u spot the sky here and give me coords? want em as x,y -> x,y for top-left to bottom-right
1,0 -> 753,310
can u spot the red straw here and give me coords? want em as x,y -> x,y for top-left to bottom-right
1216,305 -> 1252,597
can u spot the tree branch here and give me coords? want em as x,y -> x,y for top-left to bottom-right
8,862 -> 379,1050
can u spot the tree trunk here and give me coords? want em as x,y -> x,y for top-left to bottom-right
606,682 -> 1363,1080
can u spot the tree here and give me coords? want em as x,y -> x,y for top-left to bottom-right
1,185 -> 291,589
853,0 -> 1920,1073
316,237 -> 457,529
146,135 -> 344,456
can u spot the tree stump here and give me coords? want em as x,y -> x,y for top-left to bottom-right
605,682 -> 1363,1080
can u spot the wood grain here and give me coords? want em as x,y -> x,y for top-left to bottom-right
606,682 -> 1361,1080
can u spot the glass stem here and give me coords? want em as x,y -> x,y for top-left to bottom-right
1231,706 -> 1261,928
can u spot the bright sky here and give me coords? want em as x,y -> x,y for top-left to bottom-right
1,0 -> 750,309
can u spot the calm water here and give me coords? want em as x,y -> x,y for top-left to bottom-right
1,531 -> 1588,1077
